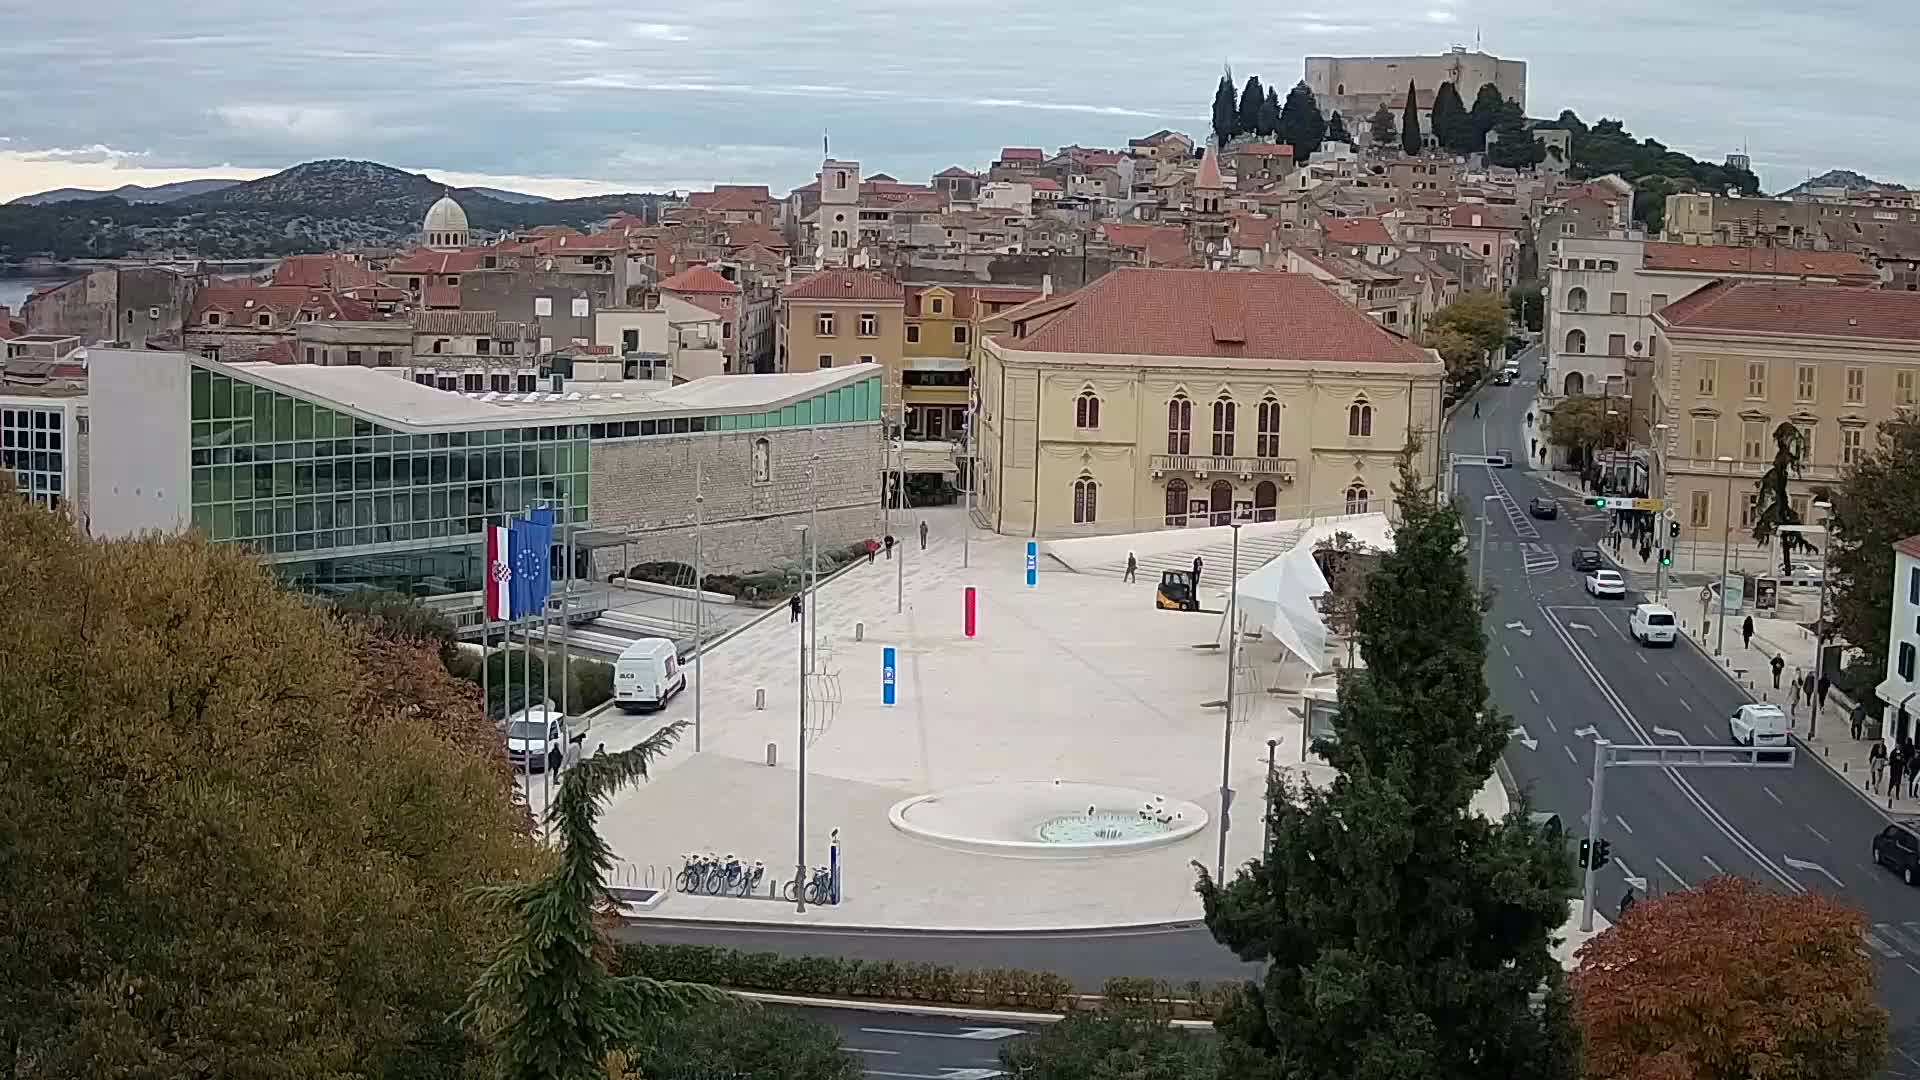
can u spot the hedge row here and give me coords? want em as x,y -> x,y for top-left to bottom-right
622,544 -> 872,605
614,943 -> 1241,1020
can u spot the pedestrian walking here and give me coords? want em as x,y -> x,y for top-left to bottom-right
1474,402 -> 1481,418
1891,747 -> 1907,804
1526,410 -> 1534,427
1741,614 -> 1754,651
883,534 -> 896,560
1852,699 -> 1868,740
1770,654 -> 1785,689
1124,552 -> 1138,583
1871,740 -> 1888,793
1803,671 -> 1817,708
1192,555 -> 1204,583
789,593 -> 802,623
1817,673 -> 1832,711
1617,888 -> 1637,920
918,519 -> 928,550
864,538 -> 878,564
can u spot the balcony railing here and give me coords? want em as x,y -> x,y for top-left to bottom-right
1149,454 -> 1297,481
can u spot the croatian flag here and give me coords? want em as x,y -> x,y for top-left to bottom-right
484,523 -> 513,621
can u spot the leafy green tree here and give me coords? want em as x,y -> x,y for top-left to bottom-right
1542,393 -> 1628,469
1427,289 -> 1510,360
1261,86 -> 1282,138
1238,75 -> 1267,140
465,719 -> 726,1079
1828,413 -> 1920,675
1469,83 -> 1507,148
1276,81 -> 1327,162
1751,421 -> 1817,575
0,490 -> 539,1077
629,1002 -> 860,1080
1000,1012 -> 1218,1080
1325,110 -> 1351,146
1400,81 -> 1423,155
1212,73 -> 1239,147
1368,102 -> 1398,147
1427,326 -> 1483,389
1430,81 -> 1474,154
1196,457 -> 1581,1080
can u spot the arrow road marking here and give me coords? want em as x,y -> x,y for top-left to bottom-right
862,1028 -> 1027,1042
1573,725 -> 1598,739
1511,726 -> 1537,751
1783,856 -> 1846,890
1623,875 -> 1647,891
1567,621 -> 1598,636
1506,620 -> 1534,638
1652,726 -> 1685,740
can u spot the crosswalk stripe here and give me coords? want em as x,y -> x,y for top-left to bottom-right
1878,923 -> 1920,955
1864,931 -> 1901,958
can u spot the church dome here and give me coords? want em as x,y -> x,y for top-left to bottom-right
422,195 -> 471,248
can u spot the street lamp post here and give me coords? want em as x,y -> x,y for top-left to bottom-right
692,466 -> 704,752
1216,520 -> 1242,884
1262,737 -> 1280,856
793,516 -> 814,913
1652,423 -> 1670,600
1714,455 -> 1735,656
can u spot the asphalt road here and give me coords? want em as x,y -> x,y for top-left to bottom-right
1456,350 -> 1920,1077
780,1005 -> 1036,1079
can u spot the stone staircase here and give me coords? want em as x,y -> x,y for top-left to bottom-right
1085,522 -> 1312,590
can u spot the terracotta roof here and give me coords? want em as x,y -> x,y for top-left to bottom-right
270,254 -> 379,290
191,285 -> 375,324
257,340 -> 299,365
422,284 -> 460,308
935,166 -> 976,178
1443,204 -> 1527,231
1656,279 -> 1920,341
1000,269 -> 1433,363
1230,214 -> 1276,249
415,310 -> 503,336
1099,223 -> 1191,266
1196,146 -> 1224,190
783,269 -> 905,303
686,188 -> 772,212
999,147 -> 1044,161
1323,217 -> 1392,246
1894,534 -> 1920,561
1030,178 -> 1062,192
658,264 -> 741,295
1641,242 -> 1874,281
904,284 -> 1045,319
1234,143 -> 1295,158
385,248 -> 489,274
536,233 -> 624,255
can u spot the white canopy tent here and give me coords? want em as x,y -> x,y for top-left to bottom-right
1216,512 -> 1395,673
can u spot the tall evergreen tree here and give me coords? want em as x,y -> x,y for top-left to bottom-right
1212,73 -> 1239,148
1751,421 -> 1818,575
1261,86 -> 1282,138
1401,80 -> 1423,155
1238,75 -> 1267,140
1276,81 -> 1327,161
1196,455 -> 1581,1080
1368,102 -> 1398,147
1486,97 -> 1546,169
1469,83 -> 1507,149
1325,110 -> 1351,145
1431,81 -> 1474,154
1828,414 -> 1920,675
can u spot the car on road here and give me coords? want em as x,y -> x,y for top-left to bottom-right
1571,547 -> 1604,571
1484,450 -> 1510,468
1728,703 -> 1789,748
1496,448 -> 1516,468
1585,569 -> 1626,598
1527,496 -> 1559,519
1872,821 -> 1920,886
1788,561 -> 1824,583
1628,602 -> 1676,646
1492,368 -> 1514,385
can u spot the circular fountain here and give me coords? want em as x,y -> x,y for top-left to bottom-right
888,780 -> 1208,858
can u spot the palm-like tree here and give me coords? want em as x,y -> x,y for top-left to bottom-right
465,720 -> 727,1079
1751,422 -> 1815,574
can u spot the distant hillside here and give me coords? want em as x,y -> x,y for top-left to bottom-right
466,186 -> 552,205
8,178 -> 244,206
0,159 -> 674,262
1777,169 -> 1908,198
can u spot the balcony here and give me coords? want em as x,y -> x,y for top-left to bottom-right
1150,454 -> 1297,482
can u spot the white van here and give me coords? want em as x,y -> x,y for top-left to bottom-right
1629,603 -> 1677,646
1728,703 -> 1789,748
504,702 -> 587,772
614,637 -> 686,712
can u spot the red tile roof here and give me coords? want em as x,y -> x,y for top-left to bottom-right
658,264 -> 741,295
999,269 -> 1433,363
1894,534 -> 1920,561
192,285 -> 377,324
1099,223 -> 1192,267
905,284 -> 1045,319
1641,242 -> 1874,282
999,147 -> 1044,161
1196,147 -> 1224,190
1656,279 -> 1920,341
270,254 -> 379,290
1323,217 -> 1392,246
1443,204 -> 1527,230
422,284 -> 461,308
385,248 -> 489,274
783,269 -> 905,303
935,166 -> 976,179
1030,177 -> 1062,192
687,187 -> 772,212
1235,143 -> 1295,158
1230,214 -> 1276,249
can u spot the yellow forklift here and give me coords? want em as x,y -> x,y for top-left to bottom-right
1155,570 -> 1222,613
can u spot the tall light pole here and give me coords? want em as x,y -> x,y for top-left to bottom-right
807,448 -> 821,672
1262,736 -> 1280,857
794,514 -> 814,913
692,465 -> 705,752
1652,422 -> 1669,600
1714,455 -> 1735,656
1216,520 -> 1242,884
1476,495 -> 1498,594
962,399 -> 973,570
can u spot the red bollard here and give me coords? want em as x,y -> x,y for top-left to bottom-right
964,586 -> 977,638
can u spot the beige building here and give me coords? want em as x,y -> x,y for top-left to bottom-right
1306,48 -> 1527,124
976,268 -> 1445,536
776,269 -> 907,400
1648,281 -> 1920,548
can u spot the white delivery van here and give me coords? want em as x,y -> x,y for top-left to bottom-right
1728,703 -> 1789,748
504,702 -> 588,773
1629,603 -> 1677,646
614,637 -> 686,712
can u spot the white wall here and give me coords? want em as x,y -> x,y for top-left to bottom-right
88,348 -> 191,537
1883,549 -> 1920,749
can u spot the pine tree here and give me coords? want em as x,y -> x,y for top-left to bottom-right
1325,110 -> 1351,145
1368,102 -> 1398,147
1485,97 -> 1546,169
1238,75 -> 1266,141
1431,81 -> 1473,154
1469,83 -> 1507,149
1261,86 -> 1282,138
1276,81 -> 1327,161
1212,73 -> 1239,148
1751,421 -> 1817,575
1401,80 -> 1423,155
1196,455 -> 1581,1080
1829,414 -> 1920,675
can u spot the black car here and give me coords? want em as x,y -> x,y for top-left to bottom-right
1527,497 -> 1559,520
1874,822 -> 1920,885
1492,369 -> 1514,386
1570,547 -> 1603,572
1496,448 -> 1516,469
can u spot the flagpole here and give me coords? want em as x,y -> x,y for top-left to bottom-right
521,507 -> 534,825
560,498 -> 573,752
541,517 -> 553,842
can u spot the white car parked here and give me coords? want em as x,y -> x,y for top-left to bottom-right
1628,602 -> 1676,646
1585,569 -> 1626,598
1728,703 -> 1789,748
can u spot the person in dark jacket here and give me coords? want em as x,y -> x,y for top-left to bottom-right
1124,552 -> 1138,583
1741,614 -> 1755,650
1770,654 -> 1785,689
1817,673 -> 1832,711
789,593 -> 803,623
1192,555 -> 1203,583
1890,746 -> 1907,805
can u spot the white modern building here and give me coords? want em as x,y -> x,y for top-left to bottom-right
1879,535 -> 1920,750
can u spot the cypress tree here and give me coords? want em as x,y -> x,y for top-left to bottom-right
1212,73 -> 1239,148
1261,86 -> 1282,138
1238,75 -> 1266,141
1368,102 -> 1398,147
1431,81 -> 1473,154
1469,83 -> 1507,150
1401,80 -> 1423,155
1325,110 -> 1351,146
1277,81 -> 1327,161
1196,455 -> 1581,1080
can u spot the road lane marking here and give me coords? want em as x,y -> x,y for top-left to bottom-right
1678,698 -> 1693,711
862,1027 -> 1027,1042
1907,963 -> 1920,978
1616,815 -> 1633,834
1765,786 -> 1783,805
1637,653 -> 1648,665
1782,856 -> 1845,890
1502,644 -> 1511,657
1880,923 -> 1920,955
848,1048 -> 901,1056
1656,672 -> 1669,686
1564,745 -> 1577,764
1864,930 -> 1901,958
1515,665 -> 1525,679
1528,689 -> 1540,704
1544,715 -> 1557,732
1806,824 -> 1831,845
1701,854 -> 1726,876
1654,857 -> 1689,887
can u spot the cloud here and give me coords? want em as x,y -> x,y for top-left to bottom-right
21,144 -> 149,164
213,104 -> 352,141
628,22 -> 690,41
1297,21 -> 1372,34
1426,9 -> 1458,21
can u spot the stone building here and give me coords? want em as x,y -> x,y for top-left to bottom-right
23,266 -> 199,348
1305,48 -> 1527,124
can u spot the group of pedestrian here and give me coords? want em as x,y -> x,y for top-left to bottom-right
1871,741 -> 1920,800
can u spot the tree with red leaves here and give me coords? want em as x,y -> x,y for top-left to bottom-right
1573,876 -> 1887,1080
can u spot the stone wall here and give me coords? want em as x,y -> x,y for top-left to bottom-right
587,421 -> 883,578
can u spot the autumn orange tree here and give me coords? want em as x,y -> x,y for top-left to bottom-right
1573,876 -> 1887,1080
0,490 -> 541,1076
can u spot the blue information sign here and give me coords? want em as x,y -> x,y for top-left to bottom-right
1026,541 -> 1038,587
882,646 -> 897,705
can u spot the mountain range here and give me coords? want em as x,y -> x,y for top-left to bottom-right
1776,169 -> 1909,197
8,179 -> 247,206
0,160 -> 660,262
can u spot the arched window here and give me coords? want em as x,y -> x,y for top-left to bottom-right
1565,328 -> 1587,354
1211,395 -> 1236,456
1073,475 -> 1099,524
1348,398 -> 1373,437
1566,286 -> 1588,312
1254,480 -> 1278,522
1209,480 -> 1234,526
1345,482 -> 1371,515
1563,371 -> 1585,396
1166,395 -> 1192,454
1165,479 -> 1189,526
1256,396 -> 1281,457
1075,390 -> 1101,429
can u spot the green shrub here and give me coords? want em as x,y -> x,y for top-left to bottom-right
615,943 -> 1083,1013
997,1012 -> 1219,1080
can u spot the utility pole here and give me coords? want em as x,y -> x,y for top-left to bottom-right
693,465 -> 705,752
1580,739 -> 1608,932
962,396 -> 973,570
1216,521 -> 1241,884
795,520 -> 809,914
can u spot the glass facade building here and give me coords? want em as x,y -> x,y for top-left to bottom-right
1,403 -> 70,510
186,363 -> 881,595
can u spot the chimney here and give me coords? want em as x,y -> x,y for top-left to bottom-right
1041,273 -> 1053,298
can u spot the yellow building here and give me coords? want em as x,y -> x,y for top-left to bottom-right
976,268 -> 1446,536
776,269 -> 906,400
1650,280 -> 1920,548
901,284 -> 1042,441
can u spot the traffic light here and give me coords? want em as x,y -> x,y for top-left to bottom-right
1594,838 -> 1613,870
1660,549 -> 1673,567
1587,497 -> 1607,508
1579,838 -> 1591,869
1669,519 -> 1681,539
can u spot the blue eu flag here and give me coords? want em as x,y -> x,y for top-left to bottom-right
509,507 -> 554,619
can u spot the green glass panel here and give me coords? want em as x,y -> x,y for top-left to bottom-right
212,466 -> 232,502
210,504 -> 233,542
190,504 -> 213,533
293,401 -> 314,440
253,387 -> 274,441
295,464 -> 314,495
191,368 -> 211,421
191,421 -> 212,449
232,507 -> 253,538
274,396 -> 295,440
274,462 -> 294,498
232,463 -> 253,500
191,468 -> 212,506
210,374 -> 231,419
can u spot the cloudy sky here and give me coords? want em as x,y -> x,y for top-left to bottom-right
0,0 -> 1912,201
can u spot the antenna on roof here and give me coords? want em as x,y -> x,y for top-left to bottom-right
823,130 -> 830,157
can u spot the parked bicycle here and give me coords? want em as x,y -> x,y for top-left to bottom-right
781,864 -> 836,905
676,851 -> 721,894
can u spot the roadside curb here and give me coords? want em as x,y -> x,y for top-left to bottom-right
621,914 -> 1211,936
732,990 -> 1213,1029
